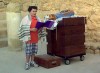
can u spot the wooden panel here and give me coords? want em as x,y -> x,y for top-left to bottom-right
60,45 -> 86,57
57,34 -> 85,46
57,25 -> 85,35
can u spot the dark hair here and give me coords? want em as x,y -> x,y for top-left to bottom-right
28,6 -> 38,12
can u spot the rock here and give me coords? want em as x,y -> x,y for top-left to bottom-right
7,2 -> 21,13
0,2 -> 5,8
22,2 -> 31,12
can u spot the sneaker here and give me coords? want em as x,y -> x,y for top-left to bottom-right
25,63 -> 30,70
30,61 -> 39,67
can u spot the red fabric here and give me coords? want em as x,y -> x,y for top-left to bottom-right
27,16 -> 38,43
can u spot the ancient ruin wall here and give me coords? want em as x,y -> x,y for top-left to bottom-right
0,0 -> 100,48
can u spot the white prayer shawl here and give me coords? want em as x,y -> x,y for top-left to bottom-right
18,14 -> 41,42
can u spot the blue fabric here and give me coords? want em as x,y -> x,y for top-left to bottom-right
55,12 -> 74,19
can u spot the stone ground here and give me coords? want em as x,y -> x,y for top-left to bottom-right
0,47 -> 100,73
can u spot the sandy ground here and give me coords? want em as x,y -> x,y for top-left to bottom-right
0,47 -> 100,73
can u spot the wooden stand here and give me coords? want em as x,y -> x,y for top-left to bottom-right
47,17 -> 86,64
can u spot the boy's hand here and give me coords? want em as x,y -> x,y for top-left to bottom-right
43,27 -> 47,31
30,28 -> 37,31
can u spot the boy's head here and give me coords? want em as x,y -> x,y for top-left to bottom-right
28,6 -> 38,16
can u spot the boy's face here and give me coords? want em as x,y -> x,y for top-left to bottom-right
30,9 -> 37,16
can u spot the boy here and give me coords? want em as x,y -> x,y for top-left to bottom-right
19,6 -> 40,70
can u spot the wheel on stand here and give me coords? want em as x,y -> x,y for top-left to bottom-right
64,59 -> 70,65
80,55 -> 85,61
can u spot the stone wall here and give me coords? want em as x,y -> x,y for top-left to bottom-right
0,0 -> 7,11
24,0 -> 100,49
0,0 -> 100,49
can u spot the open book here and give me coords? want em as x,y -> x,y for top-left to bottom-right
35,20 -> 54,29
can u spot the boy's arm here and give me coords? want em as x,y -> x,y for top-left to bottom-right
30,28 -> 37,31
